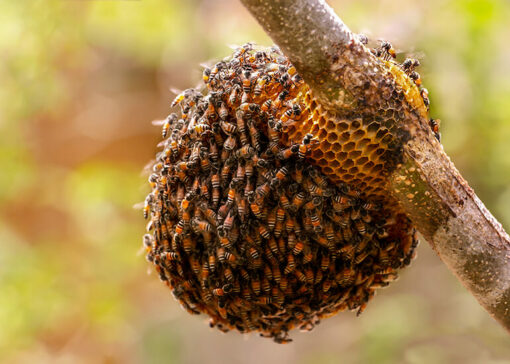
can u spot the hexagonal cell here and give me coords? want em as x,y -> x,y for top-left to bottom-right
356,138 -> 371,150
318,115 -> 327,128
375,128 -> 389,140
351,129 -> 365,141
366,122 -> 380,135
332,142 -> 342,153
364,143 -> 379,154
336,121 -> 349,133
316,158 -> 328,167
348,150 -> 362,160
312,149 -> 324,159
343,159 -> 354,169
371,164 -> 383,174
343,141 -> 355,152
330,159 -> 340,168
348,166 -> 359,175
336,151 -> 347,161
325,151 -> 335,160
340,131 -> 351,143
381,134 -> 393,145
327,132 -> 337,144
357,156 -> 369,166
350,118 -> 361,130
326,119 -> 335,130
323,166 -> 333,174
318,128 -> 328,140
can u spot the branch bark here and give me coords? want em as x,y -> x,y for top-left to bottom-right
240,0 -> 510,332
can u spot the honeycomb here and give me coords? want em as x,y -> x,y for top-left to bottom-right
143,43 -> 430,343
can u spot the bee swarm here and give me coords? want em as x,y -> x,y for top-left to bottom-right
143,42 -> 431,343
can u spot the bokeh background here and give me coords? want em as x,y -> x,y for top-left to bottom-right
1,0 -> 510,363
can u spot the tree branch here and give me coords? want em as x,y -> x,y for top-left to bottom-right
240,0 -> 510,332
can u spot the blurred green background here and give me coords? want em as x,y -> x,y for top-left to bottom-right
1,0 -> 510,363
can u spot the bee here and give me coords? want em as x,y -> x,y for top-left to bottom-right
355,250 -> 371,264
277,144 -> 299,160
223,210 -> 236,231
339,244 -> 355,261
180,192 -> 195,211
229,84 -> 241,106
409,71 -> 422,86
192,218 -> 212,235
259,224 -> 271,239
272,90 -> 289,111
212,284 -> 232,297
320,254 -> 331,271
429,118 -> 441,141
220,120 -> 237,135
299,134 -> 318,159
234,145 -> 255,160
261,276 -> 271,293
242,72 -> 252,94
218,102 -> 229,120
284,254 -> 296,274
207,252 -> 217,273
420,88 -> 430,109
247,119 -> 262,151
294,269 -> 307,283
218,227 -> 232,249
378,41 -> 397,61
202,67 -> 211,84
279,276 -> 288,291
223,267 -> 234,282
279,194 -> 291,210
242,287 -> 252,301
280,107 -> 294,123
258,296 -> 272,305
251,276 -> 261,296
249,199 -> 264,219
143,193 -> 154,219
181,236 -> 194,254
233,42 -> 254,59
402,58 -> 420,74
332,194 -> 352,212
171,90 -> 187,108
254,75 -> 270,97
357,33 -> 369,45
261,99 -> 272,113
162,113 -> 178,139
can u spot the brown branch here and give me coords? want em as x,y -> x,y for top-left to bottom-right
240,0 -> 510,332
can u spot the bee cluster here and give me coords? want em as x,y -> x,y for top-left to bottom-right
143,43 -> 421,343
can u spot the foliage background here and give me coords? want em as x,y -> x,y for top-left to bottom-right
1,0 -> 510,363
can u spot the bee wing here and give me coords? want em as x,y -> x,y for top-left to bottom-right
141,160 -> 156,176
169,87 -> 183,95
405,50 -> 426,62
227,43 -> 241,50
133,201 -> 144,210
151,119 -> 165,126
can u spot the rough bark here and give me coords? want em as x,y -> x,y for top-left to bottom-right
240,0 -> 510,332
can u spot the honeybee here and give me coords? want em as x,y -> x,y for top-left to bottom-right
402,58 -> 420,74
202,67 -> 211,84
409,71 -> 422,86
377,41 -> 397,61
420,88 -> 430,109
143,193 -> 154,219
429,118 -> 441,141
284,254 -> 296,274
162,113 -> 178,139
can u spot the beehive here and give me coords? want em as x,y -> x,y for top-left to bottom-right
143,43 -> 432,343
